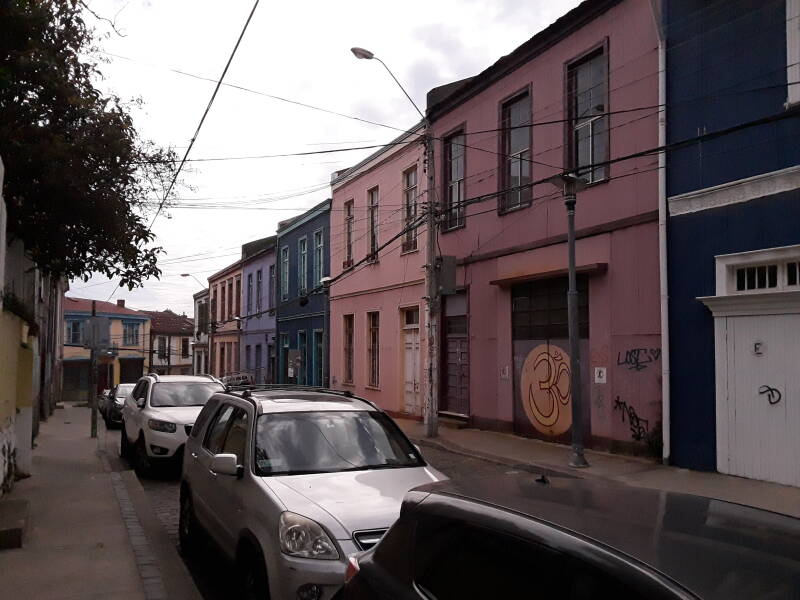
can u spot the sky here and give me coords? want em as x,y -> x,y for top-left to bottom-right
69,0 -> 581,316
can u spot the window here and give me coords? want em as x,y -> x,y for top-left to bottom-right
281,246 -> 290,301
157,336 -> 168,359
313,330 -> 323,386
444,131 -> 465,229
568,47 -> 608,183
402,167 -> 418,252
181,338 -> 190,358
66,320 -> 85,345
404,307 -> 420,327
235,278 -> 241,318
735,265 -> 778,291
344,200 -> 354,269
367,187 -> 379,261
197,302 -> 208,334
512,277 -> 589,340
256,269 -> 263,312
255,344 -> 263,383
246,273 -> 253,315
500,92 -> 532,212
298,237 -> 308,294
724,254 -> 800,295
789,0 -> 800,105
297,330 -> 307,385
222,408 -> 248,465
343,314 -> 354,384
122,321 -> 139,346
268,265 -> 276,309
212,290 -> 218,322
313,229 -> 324,287
367,311 -> 380,387
220,284 -> 226,321
245,345 -> 252,371
204,404 -> 235,454
227,280 -> 233,319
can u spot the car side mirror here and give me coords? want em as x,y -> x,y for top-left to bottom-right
136,398 -> 145,409
210,453 -> 242,478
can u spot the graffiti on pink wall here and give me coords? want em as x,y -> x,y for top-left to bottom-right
519,344 -> 573,437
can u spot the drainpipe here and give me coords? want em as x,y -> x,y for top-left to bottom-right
651,0 -> 671,465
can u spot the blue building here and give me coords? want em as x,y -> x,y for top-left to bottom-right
240,235 -> 277,383
275,200 -> 330,386
666,0 -> 800,486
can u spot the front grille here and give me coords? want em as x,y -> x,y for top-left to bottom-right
184,425 -> 193,436
352,528 -> 387,551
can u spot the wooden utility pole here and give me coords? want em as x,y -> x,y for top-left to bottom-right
89,300 -> 98,438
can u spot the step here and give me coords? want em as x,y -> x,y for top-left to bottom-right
0,498 -> 29,550
438,414 -> 469,429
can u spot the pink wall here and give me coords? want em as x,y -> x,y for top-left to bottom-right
429,0 -> 662,452
329,133 -> 428,415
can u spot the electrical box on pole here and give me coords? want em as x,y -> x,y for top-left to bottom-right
437,256 -> 457,296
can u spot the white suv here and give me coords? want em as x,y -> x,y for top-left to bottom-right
180,387 -> 446,600
120,374 -> 224,475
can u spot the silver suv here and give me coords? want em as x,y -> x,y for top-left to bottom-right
180,387 -> 446,600
120,374 -> 224,475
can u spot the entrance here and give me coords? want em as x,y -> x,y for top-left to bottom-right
511,277 -> 589,442
402,308 -> 421,414
442,293 -> 469,416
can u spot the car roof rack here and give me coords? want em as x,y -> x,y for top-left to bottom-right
222,384 -> 381,410
147,372 -> 160,382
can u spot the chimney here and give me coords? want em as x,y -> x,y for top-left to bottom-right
117,299 -> 125,308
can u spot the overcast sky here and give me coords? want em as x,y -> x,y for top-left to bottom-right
69,0 -> 581,316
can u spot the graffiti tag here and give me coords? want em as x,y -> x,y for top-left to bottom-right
520,344 -> 573,437
616,348 -> 661,372
758,385 -> 782,405
613,397 -> 649,442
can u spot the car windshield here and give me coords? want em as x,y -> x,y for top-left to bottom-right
254,410 -> 423,476
150,382 -> 224,407
115,384 -> 135,398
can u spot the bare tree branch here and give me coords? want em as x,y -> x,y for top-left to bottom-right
78,0 -> 127,37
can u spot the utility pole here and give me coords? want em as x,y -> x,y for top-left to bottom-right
424,134 -> 439,438
89,300 -> 97,439
547,174 -> 588,468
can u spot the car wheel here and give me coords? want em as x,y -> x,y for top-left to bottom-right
238,546 -> 269,600
134,435 -> 152,477
120,424 -> 131,459
179,488 -> 198,556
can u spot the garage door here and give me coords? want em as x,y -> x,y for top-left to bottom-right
717,314 -> 800,486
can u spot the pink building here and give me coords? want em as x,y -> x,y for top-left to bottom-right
207,260 -> 242,378
329,124 -> 428,417
428,0 -> 662,455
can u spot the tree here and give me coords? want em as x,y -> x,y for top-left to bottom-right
0,0 -> 179,289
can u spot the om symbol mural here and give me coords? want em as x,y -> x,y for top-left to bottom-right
520,344 -> 572,436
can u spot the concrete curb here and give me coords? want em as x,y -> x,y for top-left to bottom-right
98,441 -> 203,600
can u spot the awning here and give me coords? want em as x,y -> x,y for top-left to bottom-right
489,263 -> 607,286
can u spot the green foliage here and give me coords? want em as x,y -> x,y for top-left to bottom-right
0,0 -> 179,289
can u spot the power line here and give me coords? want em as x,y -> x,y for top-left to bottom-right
147,0 -> 260,232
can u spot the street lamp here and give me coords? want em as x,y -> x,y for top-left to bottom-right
180,273 -> 205,288
351,46 -> 439,438
546,173 -> 589,468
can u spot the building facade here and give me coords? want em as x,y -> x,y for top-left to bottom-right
427,0 -> 662,455
240,236 -> 278,384
329,125 -> 428,416
62,298 -> 151,401
142,310 -> 194,375
192,288 -> 210,374
276,200 -> 330,386
207,260 -> 242,378
666,0 -> 800,486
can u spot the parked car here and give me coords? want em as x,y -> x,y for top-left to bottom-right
343,475 -> 800,600
100,382 -> 135,428
179,386 -> 446,600
120,374 -> 224,475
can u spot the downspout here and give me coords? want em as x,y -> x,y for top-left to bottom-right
651,0 -> 670,465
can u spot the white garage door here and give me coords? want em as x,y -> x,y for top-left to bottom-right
717,314 -> 800,486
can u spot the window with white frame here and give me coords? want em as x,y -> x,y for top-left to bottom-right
281,246 -> 289,301
313,229 -> 324,287
788,0 -> 800,105
256,269 -> 263,312
444,131 -> 466,229
66,320 -> 85,345
367,311 -> 380,387
500,92 -> 532,212
402,167 -> 418,252
367,187 -> 379,261
123,321 -> 139,346
298,237 -> 308,294
567,47 -> 608,183
717,246 -> 800,296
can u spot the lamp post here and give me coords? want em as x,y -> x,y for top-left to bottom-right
180,273 -> 205,288
547,173 -> 589,468
351,47 -> 439,437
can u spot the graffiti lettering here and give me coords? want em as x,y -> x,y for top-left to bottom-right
616,348 -> 661,371
758,385 -> 782,405
613,397 -> 649,442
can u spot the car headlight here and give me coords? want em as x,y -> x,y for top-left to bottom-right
279,512 -> 339,560
147,419 -> 177,433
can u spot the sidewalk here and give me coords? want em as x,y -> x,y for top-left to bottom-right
397,419 -> 800,519
0,403 -> 201,600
